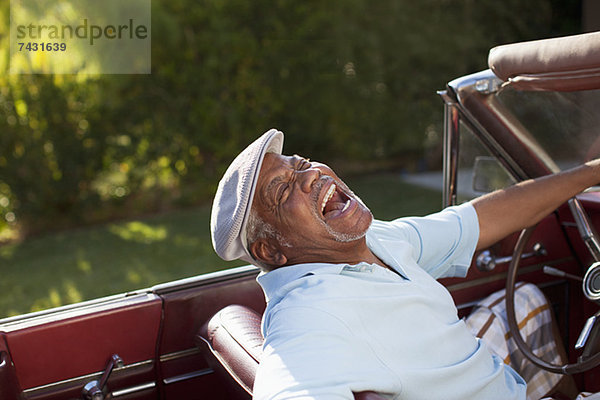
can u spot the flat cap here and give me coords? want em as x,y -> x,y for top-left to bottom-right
210,129 -> 284,264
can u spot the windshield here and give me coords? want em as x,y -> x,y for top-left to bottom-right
494,87 -> 600,171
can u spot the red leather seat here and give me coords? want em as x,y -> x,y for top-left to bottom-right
197,304 -> 385,400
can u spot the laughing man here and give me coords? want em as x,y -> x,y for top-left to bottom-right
211,129 -> 600,400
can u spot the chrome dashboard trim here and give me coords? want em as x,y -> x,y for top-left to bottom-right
446,257 -> 574,293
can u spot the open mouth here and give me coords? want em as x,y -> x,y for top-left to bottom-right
320,183 -> 352,220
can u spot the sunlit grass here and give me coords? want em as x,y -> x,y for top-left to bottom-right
0,175 -> 441,318
0,206 -> 244,318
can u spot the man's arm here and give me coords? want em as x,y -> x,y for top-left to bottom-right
471,159 -> 600,250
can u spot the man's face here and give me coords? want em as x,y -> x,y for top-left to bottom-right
250,152 -> 373,266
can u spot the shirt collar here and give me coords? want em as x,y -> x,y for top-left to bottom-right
366,227 -> 410,279
257,262 -> 346,303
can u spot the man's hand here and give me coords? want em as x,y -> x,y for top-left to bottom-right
472,159 -> 600,250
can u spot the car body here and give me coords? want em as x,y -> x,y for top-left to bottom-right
1,31 -> 600,399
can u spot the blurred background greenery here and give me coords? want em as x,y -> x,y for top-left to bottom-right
0,0 -> 585,316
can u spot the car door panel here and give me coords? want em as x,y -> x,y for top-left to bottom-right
154,266 -> 263,399
0,333 -> 21,400
0,293 -> 162,400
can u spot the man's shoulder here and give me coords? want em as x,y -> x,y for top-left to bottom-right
263,294 -> 357,339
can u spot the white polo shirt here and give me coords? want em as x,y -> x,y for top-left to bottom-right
254,202 -> 526,400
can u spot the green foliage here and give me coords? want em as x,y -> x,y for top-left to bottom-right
0,75 -> 107,233
0,0 -> 581,236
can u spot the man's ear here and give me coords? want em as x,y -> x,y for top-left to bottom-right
249,239 -> 287,268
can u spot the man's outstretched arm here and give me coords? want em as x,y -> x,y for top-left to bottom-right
472,159 -> 600,251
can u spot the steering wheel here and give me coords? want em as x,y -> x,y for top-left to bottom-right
505,198 -> 600,374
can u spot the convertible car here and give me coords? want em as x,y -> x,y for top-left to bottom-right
1,31 -> 599,400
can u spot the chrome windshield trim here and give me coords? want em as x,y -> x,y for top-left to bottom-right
448,69 -> 499,94
441,99 -> 460,207
448,69 -> 566,179
445,71 -> 530,182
